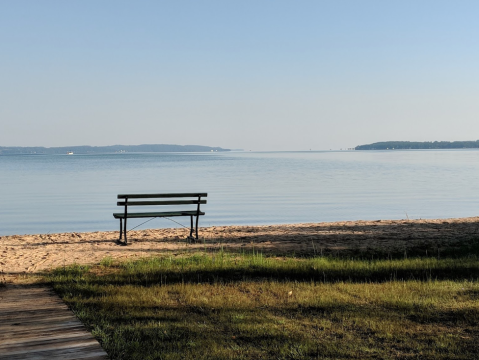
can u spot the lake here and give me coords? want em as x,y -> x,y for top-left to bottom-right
1,150 -> 478,235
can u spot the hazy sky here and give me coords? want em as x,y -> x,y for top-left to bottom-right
1,1 -> 478,150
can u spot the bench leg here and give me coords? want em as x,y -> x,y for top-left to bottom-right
189,216 -> 194,238
195,215 -> 199,240
124,217 -> 127,244
119,218 -> 123,240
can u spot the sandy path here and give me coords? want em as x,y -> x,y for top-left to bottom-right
1,217 -> 479,282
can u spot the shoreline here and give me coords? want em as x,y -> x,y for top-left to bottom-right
1,216 -> 478,282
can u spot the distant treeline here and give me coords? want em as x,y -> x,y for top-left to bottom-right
355,141 -> 479,150
0,144 -> 230,155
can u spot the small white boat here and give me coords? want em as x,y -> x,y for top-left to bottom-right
67,151 -> 73,155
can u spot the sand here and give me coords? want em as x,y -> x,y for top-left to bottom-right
1,217 -> 478,283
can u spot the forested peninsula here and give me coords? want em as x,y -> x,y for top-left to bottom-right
355,141 -> 479,150
0,144 -> 230,155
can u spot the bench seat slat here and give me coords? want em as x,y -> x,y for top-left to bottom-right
117,200 -> 207,206
113,211 -> 205,219
118,193 -> 207,199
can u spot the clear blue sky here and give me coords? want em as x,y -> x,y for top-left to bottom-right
1,1 -> 478,150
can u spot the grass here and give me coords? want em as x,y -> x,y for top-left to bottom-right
47,250 -> 479,359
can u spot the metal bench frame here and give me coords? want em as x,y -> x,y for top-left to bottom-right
113,193 -> 207,245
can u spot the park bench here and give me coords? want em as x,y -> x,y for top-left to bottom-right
113,193 -> 207,245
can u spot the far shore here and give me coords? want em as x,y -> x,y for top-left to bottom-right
1,217 -> 478,283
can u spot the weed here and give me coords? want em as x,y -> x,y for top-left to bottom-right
100,256 -> 114,267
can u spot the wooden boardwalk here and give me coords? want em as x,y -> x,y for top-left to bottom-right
0,285 -> 108,359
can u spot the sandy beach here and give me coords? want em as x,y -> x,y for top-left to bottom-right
1,217 -> 478,282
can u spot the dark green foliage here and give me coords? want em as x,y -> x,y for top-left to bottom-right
355,140 -> 479,150
0,144 -> 230,155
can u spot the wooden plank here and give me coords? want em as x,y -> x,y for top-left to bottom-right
0,324 -> 85,338
113,210 -> 205,219
1,343 -> 107,360
0,338 -> 100,356
0,315 -> 80,327
0,286 -> 108,360
118,192 -> 207,199
0,331 -> 94,348
117,199 -> 206,206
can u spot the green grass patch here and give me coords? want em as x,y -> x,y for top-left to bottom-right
48,252 -> 479,359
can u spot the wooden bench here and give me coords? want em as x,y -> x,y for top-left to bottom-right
113,193 -> 207,245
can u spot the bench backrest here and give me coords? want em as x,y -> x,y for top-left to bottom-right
117,193 -> 207,207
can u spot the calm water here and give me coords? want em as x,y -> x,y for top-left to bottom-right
1,150 -> 478,235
